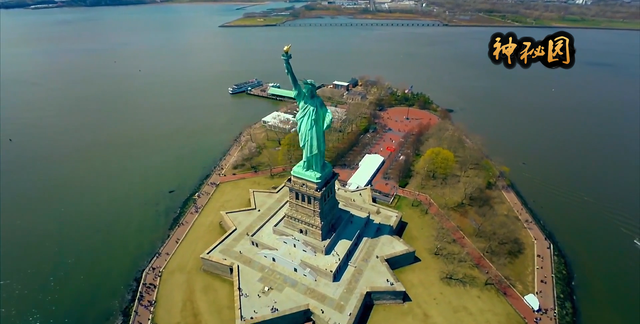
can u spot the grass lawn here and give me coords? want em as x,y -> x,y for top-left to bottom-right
369,197 -> 524,324
408,178 -> 536,296
153,174 -> 289,324
225,17 -> 290,26
406,121 -> 535,296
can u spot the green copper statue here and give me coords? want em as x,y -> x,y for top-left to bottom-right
282,44 -> 333,183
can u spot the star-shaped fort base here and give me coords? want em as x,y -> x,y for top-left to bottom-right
200,179 -> 416,324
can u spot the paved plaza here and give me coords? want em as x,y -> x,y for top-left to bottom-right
201,183 -> 416,324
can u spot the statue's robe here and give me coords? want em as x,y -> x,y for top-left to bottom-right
294,91 -> 333,174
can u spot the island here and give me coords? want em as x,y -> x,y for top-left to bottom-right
119,46 -> 577,324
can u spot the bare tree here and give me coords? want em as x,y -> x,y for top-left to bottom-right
241,142 -> 260,170
433,223 -> 451,256
458,178 -> 482,207
440,254 -> 477,287
264,148 -> 279,176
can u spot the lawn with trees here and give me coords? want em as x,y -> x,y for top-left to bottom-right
407,120 -> 535,295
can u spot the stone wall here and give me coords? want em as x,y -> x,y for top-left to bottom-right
300,260 -> 333,281
345,292 -> 370,324
343,288 -> 406,324
370,288 -> 406,304
384,248 -> 416,270
220,211 -> 235,231
245,304 -> 312,324
201,256 -> 233,279
251,237 -> 278,251
258,251 -> 318,281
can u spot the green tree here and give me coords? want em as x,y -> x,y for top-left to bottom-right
279,132 -> 302,166
481,160 -> 498,189
422,147 -> 456,179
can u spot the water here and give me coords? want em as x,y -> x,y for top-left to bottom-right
1,4 -> 638,324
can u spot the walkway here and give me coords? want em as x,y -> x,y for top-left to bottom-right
501,183 -> 558,322
396,188 -> 539,324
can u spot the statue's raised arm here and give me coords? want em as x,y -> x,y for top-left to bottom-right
282,44 -> 303,98
279,44 -> 333,184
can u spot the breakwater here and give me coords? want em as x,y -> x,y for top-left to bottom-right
510,182 -> 579,324
117,129 -> 246,324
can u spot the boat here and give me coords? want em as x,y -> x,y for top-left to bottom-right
229,79 -> 263,94
26,4 -> 61,10
635,238 -> 640,248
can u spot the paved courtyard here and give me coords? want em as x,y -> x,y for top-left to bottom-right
335,107 -> 439,196
202,185 -> 416,324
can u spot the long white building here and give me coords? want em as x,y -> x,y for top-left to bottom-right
347,154 -> 385,190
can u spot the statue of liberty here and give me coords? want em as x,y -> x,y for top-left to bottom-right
282,44 -> 333,183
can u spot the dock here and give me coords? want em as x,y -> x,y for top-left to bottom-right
246,85 -> 296,102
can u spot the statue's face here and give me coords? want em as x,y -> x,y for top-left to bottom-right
304,83 -> 317,99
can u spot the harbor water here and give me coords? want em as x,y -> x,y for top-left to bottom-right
1,4 -> 638,324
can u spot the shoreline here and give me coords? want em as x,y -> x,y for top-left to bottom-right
220,14 -> 638,31
4,2 -> 636,31
446,23 -> 639,32
509,182 -> 579,324
118,128 -> 249,324
119,102 -> 578,324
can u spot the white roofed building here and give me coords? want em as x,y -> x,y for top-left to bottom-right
332,81 -> 352,91
261,111 -> 296,133
347,154 -> 385,190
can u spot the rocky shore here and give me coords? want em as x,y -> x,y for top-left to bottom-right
510,182 -> 578,324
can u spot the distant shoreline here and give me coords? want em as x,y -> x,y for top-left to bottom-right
446,23 -> 640,32
218,10 -> 639,31
220,15 -> 640,31
5,2 -> 639,31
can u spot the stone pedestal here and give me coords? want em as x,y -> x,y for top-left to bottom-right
283,172 -> 339,242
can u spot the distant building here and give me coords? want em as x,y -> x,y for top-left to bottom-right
332,81 -> 351,91
261,111 -> 297,133
347,77 -> 359,88
344,90 -> 367,102
386,1 -> 417,9
326,0 -> 359,6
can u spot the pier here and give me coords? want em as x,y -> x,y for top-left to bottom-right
279,21 -> 445,27
246,85 -> 296,102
